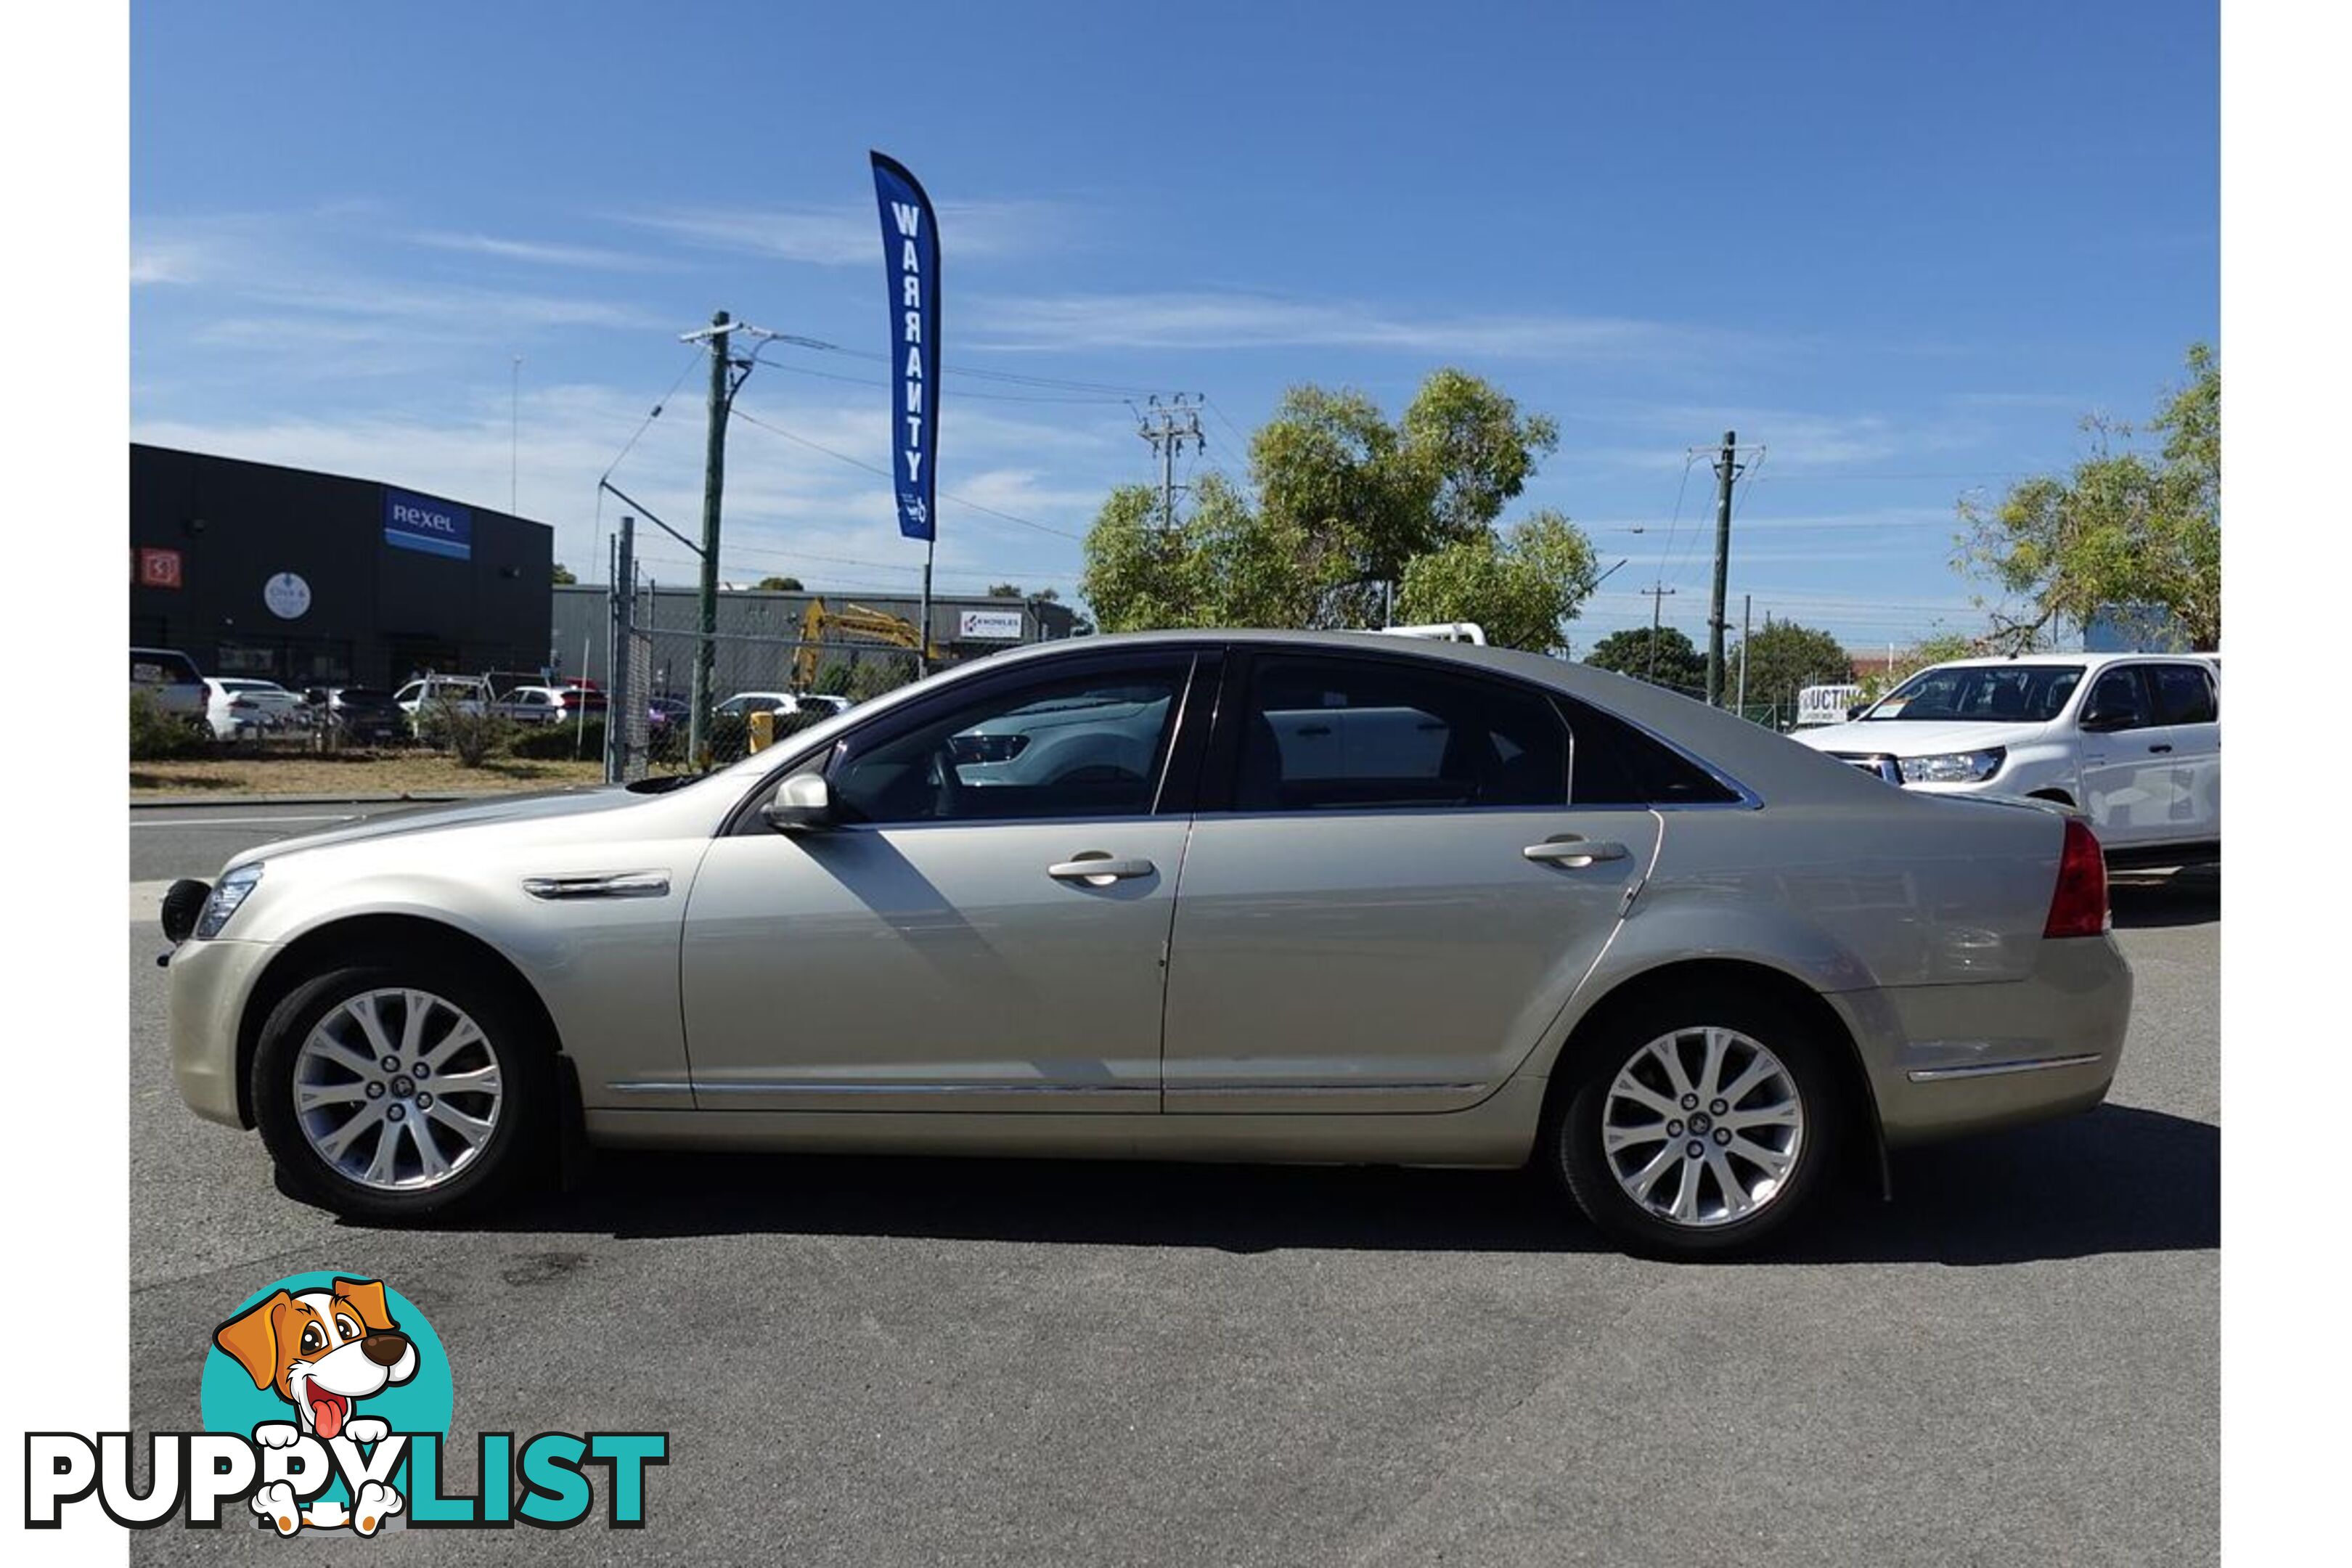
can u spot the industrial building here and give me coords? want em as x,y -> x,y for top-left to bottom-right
129,444 -> 555,689
550,583 -> 1081,699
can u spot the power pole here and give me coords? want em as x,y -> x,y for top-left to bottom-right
1705,429 -> 1741,706
1736,592 -> 1752,715
607,514 -> 635,785
1136,395 -> 1206,531
1641,581 -> 1678,685
686,310 -> 733,766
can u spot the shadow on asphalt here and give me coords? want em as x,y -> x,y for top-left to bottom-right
407,1102 -> 2216,1267
2108,866 -> 2221,930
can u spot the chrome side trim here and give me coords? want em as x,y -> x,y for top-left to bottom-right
1906,1053 -> 2104,1084
523,871 -> 671,900
1167,1082 -> 1488,1096
620,1079 -> 1158,1097
610,1079 -> 1487,1098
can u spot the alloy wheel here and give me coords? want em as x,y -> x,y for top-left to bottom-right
1599,1025 -> 1805,1228
290,988 -> 505,1191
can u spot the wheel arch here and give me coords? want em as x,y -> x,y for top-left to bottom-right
233,912 -> 565,1130
1537,957 -> 1885,1161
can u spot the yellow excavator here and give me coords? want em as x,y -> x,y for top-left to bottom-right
791,598 -> 944,691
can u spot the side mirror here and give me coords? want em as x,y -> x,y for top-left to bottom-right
761,772 -> 837,833
2078,706 -> 2131,732
1845,703 -> 1867,721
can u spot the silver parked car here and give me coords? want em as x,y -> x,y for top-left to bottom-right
161,632 -> 2131,1258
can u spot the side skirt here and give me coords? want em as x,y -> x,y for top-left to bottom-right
582,1077 -> 1548,1169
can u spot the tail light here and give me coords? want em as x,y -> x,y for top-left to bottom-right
2043,817 -> 2110,938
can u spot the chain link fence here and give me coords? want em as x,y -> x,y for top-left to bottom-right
618,630 -> 923,776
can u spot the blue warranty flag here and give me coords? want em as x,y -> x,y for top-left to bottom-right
871,152 -> 940,543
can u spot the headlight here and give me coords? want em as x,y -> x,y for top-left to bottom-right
1896,747 -> 2006,785
195,862 -> 264,939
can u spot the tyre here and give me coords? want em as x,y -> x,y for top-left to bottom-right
252,961 -> 550,1221
1550,984 -> 1845,1259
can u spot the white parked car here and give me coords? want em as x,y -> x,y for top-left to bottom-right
1791,652 -> 2218,867
131,647 -> 208,720
392,676 -> 491,730
495,685 -> 608,726
202,677 -> 306,740
714,690 -> 805,718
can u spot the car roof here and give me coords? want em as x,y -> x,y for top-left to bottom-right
1909,650 -> 2205,670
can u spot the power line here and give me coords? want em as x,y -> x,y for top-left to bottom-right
1201,396 -> 1254,451
597,346 -> 708,485
728,403 -> 1087,540
768,334 -> 1161,397
753,359 -> 1135,405
1653,453 -> 1700,587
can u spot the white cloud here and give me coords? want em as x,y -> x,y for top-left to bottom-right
964,290 -> 1755,362
130,246 -> 200,285
620,198 -> 1066,266
1563,402 -> 1992,475
409,231 -> 664,271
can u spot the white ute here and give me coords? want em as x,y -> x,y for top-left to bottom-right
1790,650 -> 2218,867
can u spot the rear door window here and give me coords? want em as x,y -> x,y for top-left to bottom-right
2150,663 -> 2218,724
1559,698 -> 1742,806
1234,656 -> 1567,812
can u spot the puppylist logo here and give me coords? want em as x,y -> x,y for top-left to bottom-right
25,1271 -> 667,1535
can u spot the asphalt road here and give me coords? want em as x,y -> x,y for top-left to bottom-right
124,802 -> 2218,1565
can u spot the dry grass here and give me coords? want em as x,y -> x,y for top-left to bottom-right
130,750 -> 605,796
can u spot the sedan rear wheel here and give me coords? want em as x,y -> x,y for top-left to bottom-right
1554,987 -> 1843,1259
253,962 -> 549,1220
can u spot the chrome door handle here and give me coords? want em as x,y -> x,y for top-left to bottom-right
1524,838 -> 1630,867
1048,854 -> 1156,885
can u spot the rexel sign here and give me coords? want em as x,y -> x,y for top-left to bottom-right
382,489 -> 473,562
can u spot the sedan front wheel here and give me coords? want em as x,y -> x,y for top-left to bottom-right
252,962 -> 549,1220
1553,987 -> 1844,1259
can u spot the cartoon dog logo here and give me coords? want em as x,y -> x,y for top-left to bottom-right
212,1276 -> 418,1535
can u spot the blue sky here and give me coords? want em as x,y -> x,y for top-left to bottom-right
129,0 -> 2216,650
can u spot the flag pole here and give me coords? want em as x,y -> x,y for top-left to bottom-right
919,540 -> 934,678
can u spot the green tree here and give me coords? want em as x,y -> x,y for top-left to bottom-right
1732,618 -> 1853,716
1956,343 -> 2219,651
846,659 -> 911,703
1080,473 -> 1319,632
1395,510 -> 1596,652
551,562 -> 577,585
1081,369 -> 1572,634
986,582 -> 1060,600
1584,625 -> 1705,694
755,575 -> 804,592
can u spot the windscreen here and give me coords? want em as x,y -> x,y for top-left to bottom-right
1864,663 -> 2083,724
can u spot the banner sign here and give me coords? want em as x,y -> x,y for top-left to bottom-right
957,609 -> 1024,641
870,151 -> 940,543
383,487 -> 472,561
